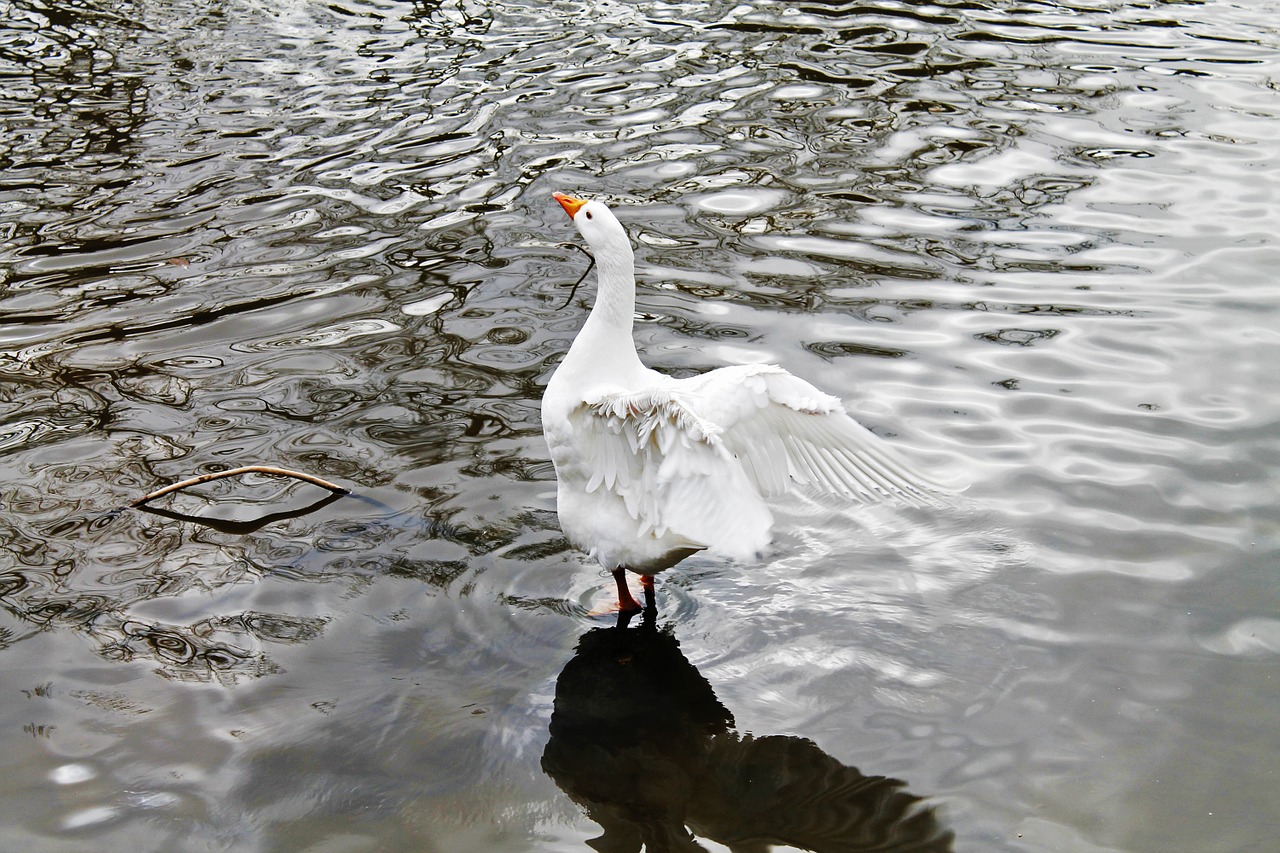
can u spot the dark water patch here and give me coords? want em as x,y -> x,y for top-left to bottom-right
975,327 -> 1062,347
807,340 -> 912,359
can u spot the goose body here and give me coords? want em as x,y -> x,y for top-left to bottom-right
543,192 -> 945,611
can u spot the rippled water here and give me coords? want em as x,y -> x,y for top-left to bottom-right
3,0 -> 1279,850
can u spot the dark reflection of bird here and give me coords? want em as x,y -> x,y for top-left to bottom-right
543,193 -> 952,613
542,615 -> 954,853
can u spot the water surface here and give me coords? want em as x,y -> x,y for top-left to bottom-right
2,0 -> 1279,850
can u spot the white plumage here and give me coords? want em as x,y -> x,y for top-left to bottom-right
542,192 -> 948,612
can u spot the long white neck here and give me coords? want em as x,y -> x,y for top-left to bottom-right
562,232 -> 646,381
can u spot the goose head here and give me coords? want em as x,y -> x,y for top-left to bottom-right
553,192 -> 630,257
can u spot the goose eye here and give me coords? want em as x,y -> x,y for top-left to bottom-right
585,211 -> 593,220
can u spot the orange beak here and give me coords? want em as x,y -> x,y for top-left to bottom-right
553,192 -> 587,219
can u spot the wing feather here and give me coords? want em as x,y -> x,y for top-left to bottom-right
567,390 -> 773,560
559,363 -> 948,565
677,364 -> 951,505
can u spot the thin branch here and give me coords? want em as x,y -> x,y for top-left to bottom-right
135,490 -> 348,533
130,465 -> 350,508
556,241 -> 596,310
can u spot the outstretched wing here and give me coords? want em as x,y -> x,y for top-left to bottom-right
678,364 -> 951,505
565,364 -> 948,560
569,388 -> 773,561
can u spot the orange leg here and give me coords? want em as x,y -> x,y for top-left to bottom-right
640,574 -> 656,612
612,568 -> 643,613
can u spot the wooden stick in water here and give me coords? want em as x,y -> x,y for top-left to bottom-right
130,465 -> 350,508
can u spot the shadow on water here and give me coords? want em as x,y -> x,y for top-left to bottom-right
543,614 -> 953,853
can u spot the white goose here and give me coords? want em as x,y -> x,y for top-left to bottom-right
543,192 -> 948,613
